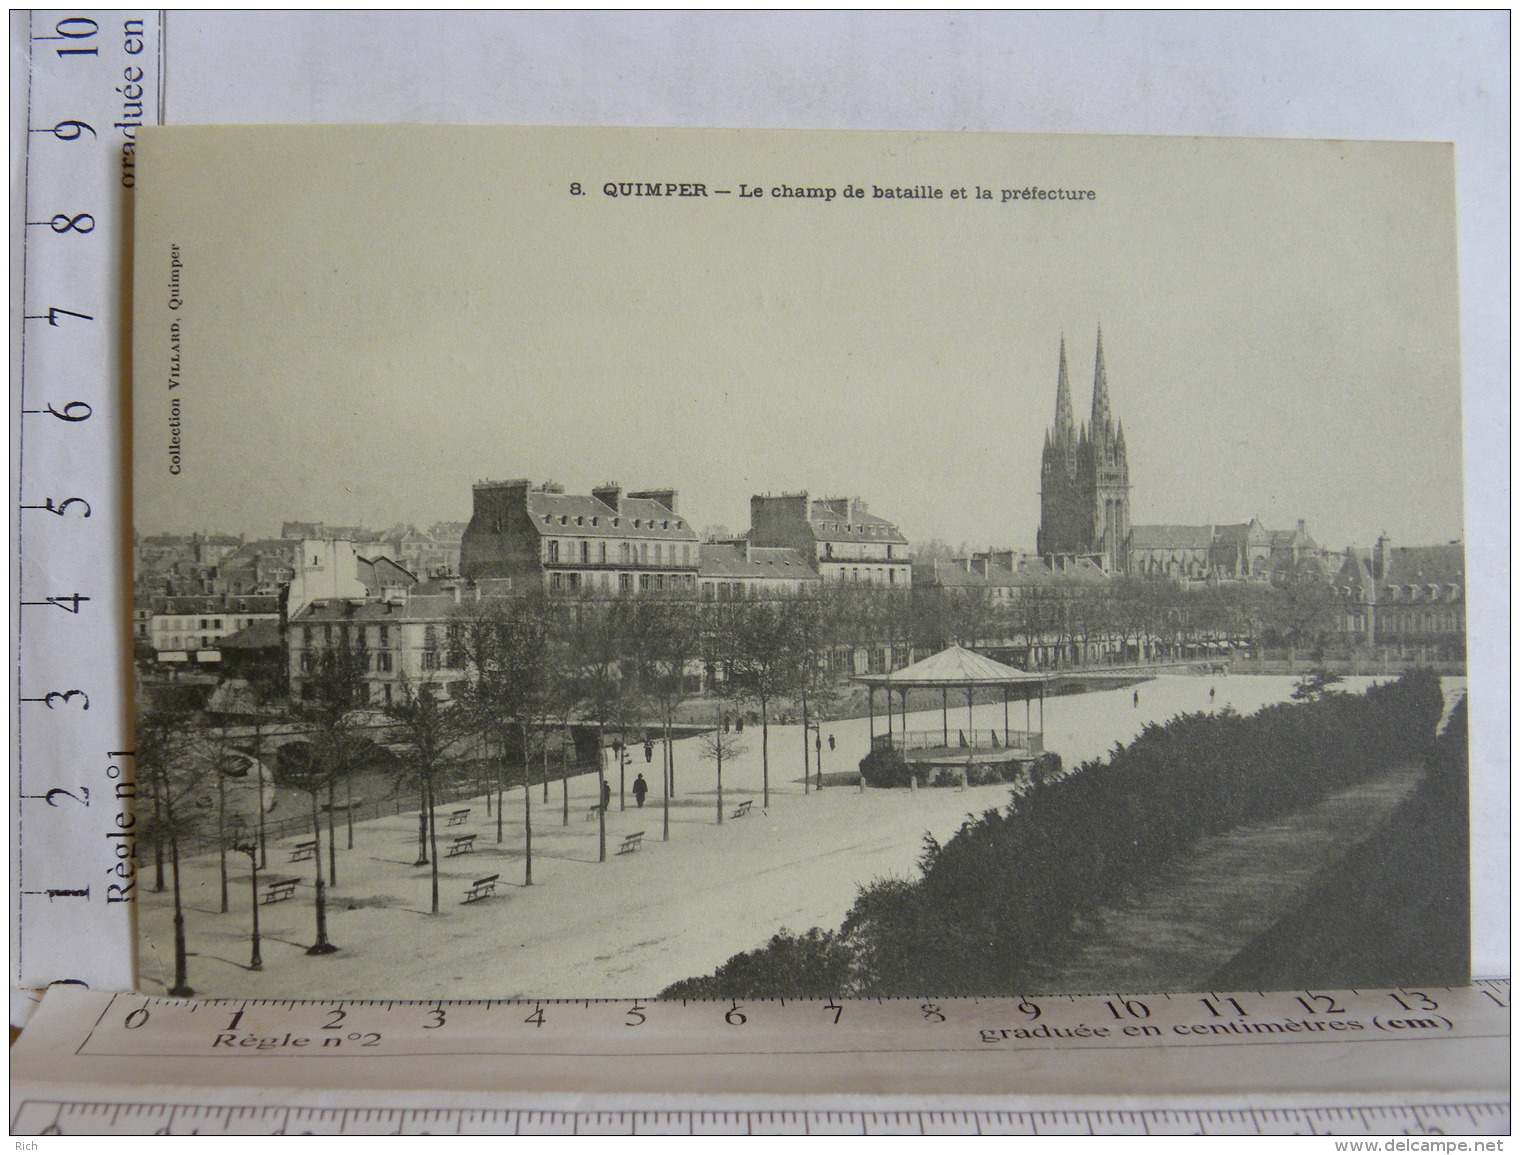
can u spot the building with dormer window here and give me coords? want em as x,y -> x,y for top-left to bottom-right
458,479 -> 699,595
747,492 -> 911,588
1333,537 -> 1465,661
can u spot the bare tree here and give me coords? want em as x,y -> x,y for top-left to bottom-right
563,597 -> 632,863
384,676 -> 475,916
698,711 -> 749,824
728,600 -> 804,811
136,705 -> 208,996
627,596 -> 703,841
456,592 -> 561,887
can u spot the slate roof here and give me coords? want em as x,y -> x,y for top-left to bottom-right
526,492 -> 697,540
699,544 -> 817,579
857,644 -> 1047,686
217,621 -> 284,650
226,539 -> 304,562
1052,557 -> 1113,585
1215,520 -> 1269,545
807,503 -> 908,544
1130,525 -> 1216,550
292,591 -> 516,624
357,555 -> 417,592
1382,544 -> 1464,587
913,560 -> 987,588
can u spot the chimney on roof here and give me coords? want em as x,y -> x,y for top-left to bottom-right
476,478 -> 531,495
592,483 -> 623,512
628,488 -> 678,513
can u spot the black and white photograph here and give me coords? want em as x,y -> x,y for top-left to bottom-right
130,124 -> 1470,1003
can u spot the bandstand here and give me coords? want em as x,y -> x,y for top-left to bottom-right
856,645 -> 1051,783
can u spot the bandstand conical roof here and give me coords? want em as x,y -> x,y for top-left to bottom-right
855,644 -> 1047,687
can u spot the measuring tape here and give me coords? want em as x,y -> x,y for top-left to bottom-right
12,10 -> 161,994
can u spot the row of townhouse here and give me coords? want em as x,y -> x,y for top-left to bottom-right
279,480 -> 915,705
456,480 -> 911,596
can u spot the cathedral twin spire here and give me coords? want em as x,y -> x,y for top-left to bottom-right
1053,336 -> 1076,454
1043,328 -> 1121,472
1037,327 -> 1131,569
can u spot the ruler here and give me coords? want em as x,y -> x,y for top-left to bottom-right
9,1101 -> 1510,1137
11,9 -> 162,994
8,984 -> 1508,1134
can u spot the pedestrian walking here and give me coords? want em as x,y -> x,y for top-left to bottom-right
644,739 -> 654,763
828,734 -> 835,751
1209,686 -> 1216,704
1133,689 -> 1139,708
601,779 -> 611,811
632,774 -> 648,808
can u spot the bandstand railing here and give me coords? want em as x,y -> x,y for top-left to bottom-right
873,729 -> 1043,754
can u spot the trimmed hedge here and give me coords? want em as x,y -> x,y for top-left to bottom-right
1209,696 -> 1469,989
660,928 -> 855,999
859,744 -> 1060,789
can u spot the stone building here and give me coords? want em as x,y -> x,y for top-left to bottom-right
698,541 -> 819,600
142,593 -> 283,665
459,478 -> 699,596
287,587 -> 474,707
1128,518 -> 1330,584
1333,537 -> 1466,661
747,492 -> 911,587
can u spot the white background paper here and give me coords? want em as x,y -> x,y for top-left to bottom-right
153,9 -> 1509,977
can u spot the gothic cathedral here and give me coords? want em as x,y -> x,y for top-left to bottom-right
1036,329 -> 1131,572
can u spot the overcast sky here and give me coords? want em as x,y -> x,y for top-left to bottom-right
135,126 -> 1463,553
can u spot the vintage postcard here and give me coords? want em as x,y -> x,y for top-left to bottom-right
131,126 -> 1468,1001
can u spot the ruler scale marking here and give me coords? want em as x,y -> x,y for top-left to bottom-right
14,8 -> 163,995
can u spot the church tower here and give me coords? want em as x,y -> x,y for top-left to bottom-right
1037,328 -> 1130,571
1036,337 -> 1082,558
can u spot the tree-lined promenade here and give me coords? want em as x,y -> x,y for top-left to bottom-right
136,576 -> 1417,997
135,674 -> 1382,1000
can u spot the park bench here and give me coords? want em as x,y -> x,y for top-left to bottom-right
262,876 -> 300,904
731,799 -> 753,819
617,831 -> 645,855
461,874 -> 499,904
446,834 -> 477,857
585,803 -> 603,822
446,808 -> 470,827
288,840 -> 317,862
